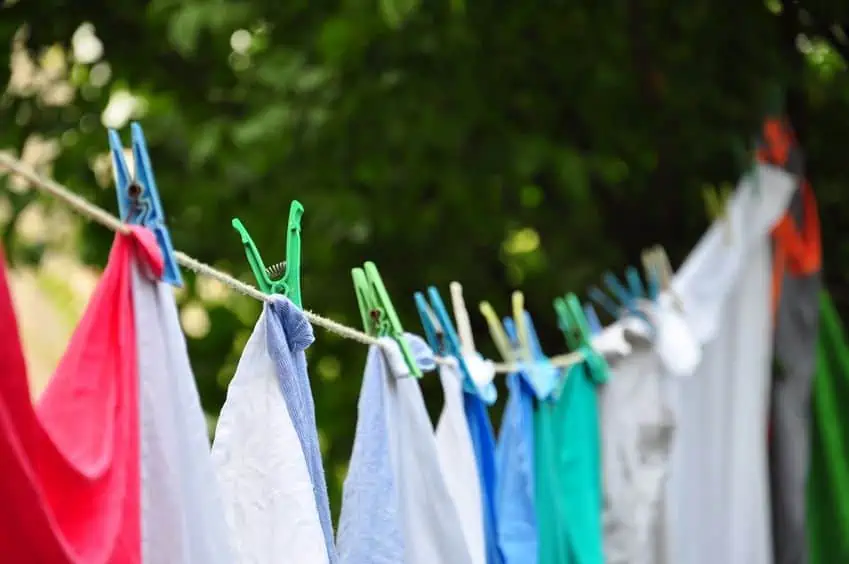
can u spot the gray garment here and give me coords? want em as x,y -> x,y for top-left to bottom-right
601,343 -> 675,564
769,187 -> 822,564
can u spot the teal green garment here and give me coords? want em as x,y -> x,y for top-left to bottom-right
534,361 -> 605,564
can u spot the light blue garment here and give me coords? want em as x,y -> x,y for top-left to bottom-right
337,333 -> 473,564
465,389 -> 505,564
266,297 -> 337,564
336,336 -> 405,564
496,372 -> 538,564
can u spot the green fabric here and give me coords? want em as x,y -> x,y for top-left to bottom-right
808,291 -> 849,563
534,362 -> 604,564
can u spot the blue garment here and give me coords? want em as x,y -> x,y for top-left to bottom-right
465,391 -> 505,564
336,338 -> 405,564
496,372 -> 538,564
337,333 -> 473,564
266,297 -> 337,563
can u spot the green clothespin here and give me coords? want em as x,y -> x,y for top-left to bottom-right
702,184 -> 733,244
554,292 -> 609,383
231,200 -> 304,307
554,296 -> 580,351
352,261 -> 422,378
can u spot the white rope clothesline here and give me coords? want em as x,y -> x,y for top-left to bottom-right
0,153 -> 584,373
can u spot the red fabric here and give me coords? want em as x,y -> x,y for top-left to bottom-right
0,227 -> 162,563
770,181 -> 822,314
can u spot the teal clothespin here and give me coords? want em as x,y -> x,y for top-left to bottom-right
231,200 -> 304,307
109,122 -> 182,287
554,293 -> 609,383
353,261 -> 421,378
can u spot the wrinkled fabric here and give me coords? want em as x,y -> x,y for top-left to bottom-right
212,305 -> 328,564
132,260 -> 233,563
666,164 -> 796,564
336,339 -> 405,564
601,345 -> 674,564
496,372 -> 537,564
534,361 -> 606,564
435,362 -> 486,564
337,334 -> 472,564
601,300 -> 699,564
266,298 -> 336,563
0,229 -> 152,562
769,183 -> 821,564
466,390 -> 504,564
807,292 -> 849,564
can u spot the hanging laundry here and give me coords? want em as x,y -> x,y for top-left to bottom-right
807,291 -> 849,564
0,229 -> 153,562
464,373 -> 504,564
496,354 -> 539,563
266,298 -> 337,561
131,248 -> 234,563
211,300 -> 330,564
665,163 -> 796,564
758,117 -> 822,564
416,285 -> 502,564
435,360 -> 487,564
600,301 -> 699,564
533,357 -> 606,564
336,334 -> 473,564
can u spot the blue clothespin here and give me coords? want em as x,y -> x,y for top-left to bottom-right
583,303 -> 603,335
644,261 -> 660,302
624,266 -> 645,301
503,312 -> 559,400
109,122 -> 182,287
590,269 -> 653,322
415,286 -> 497,404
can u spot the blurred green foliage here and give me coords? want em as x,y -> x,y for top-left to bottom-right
3,0 -> 849,515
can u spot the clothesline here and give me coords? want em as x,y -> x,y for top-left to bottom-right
0,153 -> 585,373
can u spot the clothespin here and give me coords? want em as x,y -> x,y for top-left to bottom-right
703,184 -> 733,244
353,261 -> 421,378
583,303 -> 603,335
416,286 -> 497,403
109,122 -> 182,286
479,301 -> 515,363
503,311 -> 559,400
414,292 -> 444,353
589,270 -> 648,324
506,291 -> 559,397
231,200 -> 304,307
554,293 -> 609,382
449,281 -> 476,354
641,244 -> 683,311
511,291 -> 533,364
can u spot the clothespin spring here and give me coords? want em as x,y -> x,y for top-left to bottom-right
266,261 -> 286,278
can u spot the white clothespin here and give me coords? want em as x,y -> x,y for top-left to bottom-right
641,245 -> 683,312
444,281 -> 496,395
450,281 -> 476,355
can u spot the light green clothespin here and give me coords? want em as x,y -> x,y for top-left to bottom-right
231,200 -> 304,307
353,261 -> 421,378
479,301 -> 514,363
702,185 -> 733,245
511,291 -> 533,364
